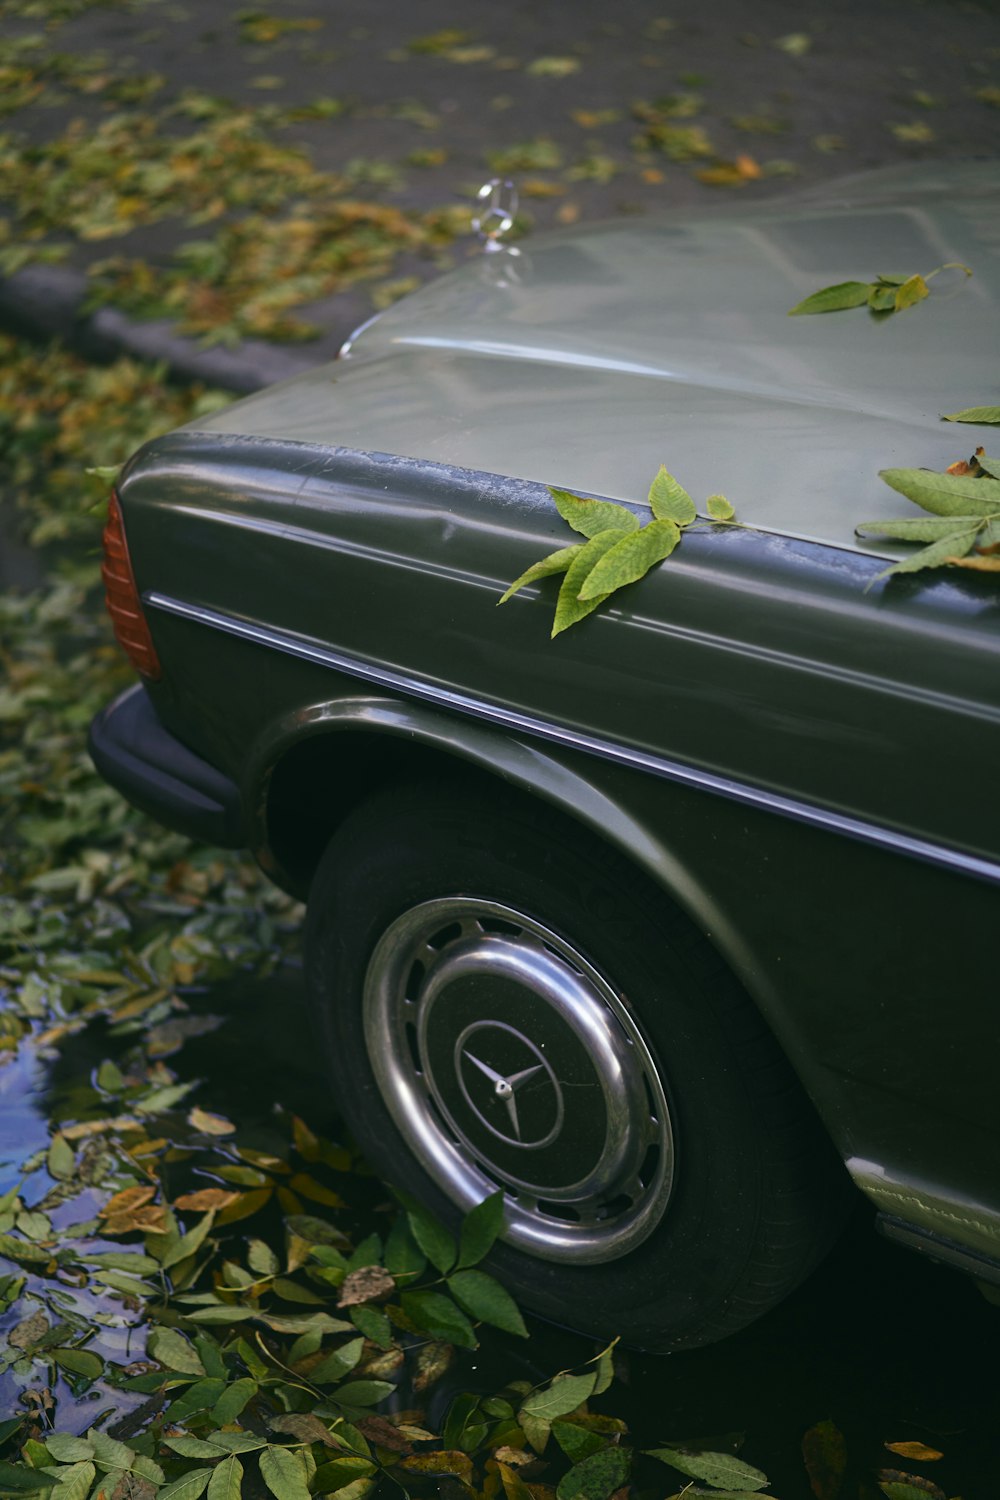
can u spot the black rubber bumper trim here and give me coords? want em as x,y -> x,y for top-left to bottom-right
88,683 -> 244,848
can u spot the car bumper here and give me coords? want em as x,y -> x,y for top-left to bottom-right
88,683 -> 244,847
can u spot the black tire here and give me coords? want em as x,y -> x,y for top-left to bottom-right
305,777 -> 849,1350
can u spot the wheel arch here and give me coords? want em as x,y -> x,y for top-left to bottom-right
248,693 -> 762,995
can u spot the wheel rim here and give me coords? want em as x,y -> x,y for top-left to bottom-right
363,897 -> 674,1264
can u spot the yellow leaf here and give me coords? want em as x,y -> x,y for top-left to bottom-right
113,989 -> 170,1021
400,1452 -> 474,1483
521,179 -> 568,198
127,1138 -> 168,1157
188,1106 -> 236,1135
100,1185 -> 156,1219
292,1115 -> 321,1160
526,57 -> 580,78
103,1204 -> 168,1235
894,274 -> 929,311
173,1188 -> 240,1212
286,1233 -> 312,1273
775,31 -> 811,54
289,1172 -> 347,1208
884,1442 -> 944,1462
889,121 -> 935,143
696,153 -> 761,186
63,1116 -> 142,1140
215,1187 -> 272,1226
238,1148 -> 292,1174
497,1461 -> 536,1500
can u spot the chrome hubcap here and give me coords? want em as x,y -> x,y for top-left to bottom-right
363,898 -> 674,1264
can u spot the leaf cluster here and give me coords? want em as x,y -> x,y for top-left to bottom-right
787,263 -> 971,317
0,1094 -> 534,1500
499,467 -> 736,636
856,449 -> 1000,581
0,41 -> 449,342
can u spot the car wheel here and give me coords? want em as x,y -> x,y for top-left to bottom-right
305,777 -> 848,1350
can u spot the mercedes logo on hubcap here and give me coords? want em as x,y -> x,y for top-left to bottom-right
454,1021 -> 564,1150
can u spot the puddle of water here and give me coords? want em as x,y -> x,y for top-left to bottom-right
1,958 -> 997,1491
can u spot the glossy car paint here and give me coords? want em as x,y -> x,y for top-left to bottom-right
112,164 -> 1000,1274
187,161 -> 999,554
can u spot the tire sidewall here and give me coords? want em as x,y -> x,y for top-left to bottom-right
307,782 -> 818,1349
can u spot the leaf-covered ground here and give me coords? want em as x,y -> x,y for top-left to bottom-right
1,0 -> 999,354
2,0 -> 1000,1489
1,328 -> 998,1498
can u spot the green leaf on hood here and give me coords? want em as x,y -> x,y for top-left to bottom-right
788,280 -> 873,315
894,273 -> 929,311
874,526 -> 980,580
705,493 -> 735,520
549,488 -> 640,538
499,545 -> 583,605
941,406 -> 1000,425
855,515 -> 983,542
878,467 -> 1000,517
648,466 -> 696,525
552,529 -> 630,635
577,518 -> 681,599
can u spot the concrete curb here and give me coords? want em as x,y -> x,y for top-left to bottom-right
0,264 -> 317,394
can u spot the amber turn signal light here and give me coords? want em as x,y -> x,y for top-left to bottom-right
101,490 -> 162,681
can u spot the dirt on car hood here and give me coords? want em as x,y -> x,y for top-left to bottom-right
191,162 -> 1000,555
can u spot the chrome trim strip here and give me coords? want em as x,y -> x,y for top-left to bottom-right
145,591 -> 1000,887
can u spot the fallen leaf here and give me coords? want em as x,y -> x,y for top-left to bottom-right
884,1443 -> 943,1463
9,1310 -> 48,1349
876,1470 -> 945,1500
173,1188 -> 240,1212
400,1451 -> 474,1483
103,1204 -> 168,1235
99,1185 -> 156,1218
696,154 -> 761,186
802,1419 -> 847,1500
775,31 -> 811,54
187,1107 -> 236,1135
356,1415 -> 414,1454
889,121 -> 935,143
215,1187 -> 273,1225
941,406 -> 1000,425
894,274 -> 929,311
527,57 -> 581,77
339,1265 -> 396,1306
412,1340 -> 455,1392
269,1412 -> 340,1447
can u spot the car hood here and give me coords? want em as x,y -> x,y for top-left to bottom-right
190,161 -> 1000,554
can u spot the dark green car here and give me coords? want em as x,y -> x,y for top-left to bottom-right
89,163 -> 1000,1351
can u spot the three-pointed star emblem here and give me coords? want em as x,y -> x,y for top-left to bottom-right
463,1050 -> 545,1143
